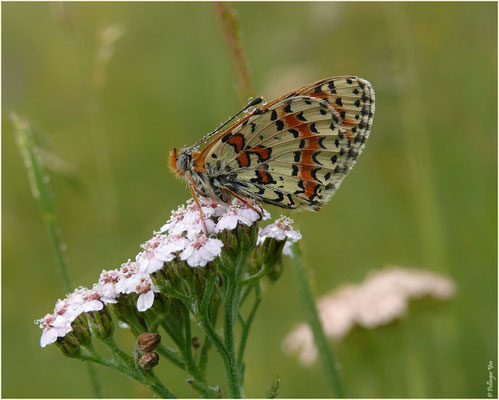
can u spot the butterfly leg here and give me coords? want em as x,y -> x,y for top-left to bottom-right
187,176 -> 209,235
221,186 -> 264,220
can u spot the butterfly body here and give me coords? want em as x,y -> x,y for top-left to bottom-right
170,76 -> 375,211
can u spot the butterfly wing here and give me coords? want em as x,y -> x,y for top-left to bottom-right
202,76 -> 375,210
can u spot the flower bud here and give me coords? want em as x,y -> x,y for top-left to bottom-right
150,268 -> 169,293
261,237 -> 286,270
267,258 -> 283,282
148,293 -> 170,315
71,313 -> 92,346
55,333 -> 81,357
136,332 -> 161,352
138,351 -> 159,370
88,306 -> 114,340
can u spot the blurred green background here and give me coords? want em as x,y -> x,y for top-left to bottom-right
2,2 -> 497,398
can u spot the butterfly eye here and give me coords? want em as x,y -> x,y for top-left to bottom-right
176,151 -> 191,172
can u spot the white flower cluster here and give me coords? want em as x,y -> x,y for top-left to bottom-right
282,266 -> 456,365
257,216 -> 302,257
36,287 -> 104,347
36,198 -> 302,348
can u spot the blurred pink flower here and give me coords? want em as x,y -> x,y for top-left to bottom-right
283,266 -> 456,365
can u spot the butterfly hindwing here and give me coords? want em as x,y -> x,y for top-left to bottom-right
201,76 -> 375,210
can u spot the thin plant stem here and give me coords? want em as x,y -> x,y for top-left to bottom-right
86,361 -> 103,398
237,283 -> 262,375
179,304 -> 218,398
213,2 -> 255,103
11,114 -> 71,291
220,251 -> 249,398
11,113 -> 102,397
155,344 -> 185,370
101,337 -> 176,398
199,333 -> 213,378
222,274 -> 242,398
290,243 -> 344,398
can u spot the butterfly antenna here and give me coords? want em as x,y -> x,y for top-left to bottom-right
192,96 -> 264,147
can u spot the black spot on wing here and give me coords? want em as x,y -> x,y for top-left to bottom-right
273,191 -> 284,202
289,129 -> 299,138
312,152 -> 323,165
297,112 -> 307,122
221,132 -> 232,143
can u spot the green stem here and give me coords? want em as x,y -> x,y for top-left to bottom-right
237,283 -> 262,374
11,114 -> 72,292
78,349 -> 175,398
290,243 -> 344,398
158,319 -> 215,398
223,276 -> 241,398
155,344 -> 185,369
160,320 -> 184,351
220,251 -> 248,398
180,304 -> 214,395
213,2 -> 255,103
240,264 -> 271,287
199,333 -> 213,378
86,364 -> 102,398
11,113 -> 102,397
199,283 -> 220,378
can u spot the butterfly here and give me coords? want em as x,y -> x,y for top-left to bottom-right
170,76 -> 375,219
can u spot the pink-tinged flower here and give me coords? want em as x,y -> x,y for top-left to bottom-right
154,235 -> 190,263
137,235 -> 166,274
283,266 -> 456,365
115,261 -> 139,294
258,216 -> 302,244
159,204 -> 188,235
160,199 -> 226,237
115,266 -> 157,312
132,273 -> 157,312
95,269 -> 121,304
215,200 -> 269,233
183,209 -> 217,239
62,288 -> 104,322
187,198 -> 227,219
37,313 -> 72,347
77,289 -> 104,313
180,234 -> 224,267
36,287 -> 105,347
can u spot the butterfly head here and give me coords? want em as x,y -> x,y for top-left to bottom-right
169,147 -> 192,177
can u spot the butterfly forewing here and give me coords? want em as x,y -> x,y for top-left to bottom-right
199,76 -> 374,210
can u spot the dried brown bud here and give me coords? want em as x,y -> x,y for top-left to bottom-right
191,336 -> 200,349
138,352 -> 159,370
137,332 -> 161,352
